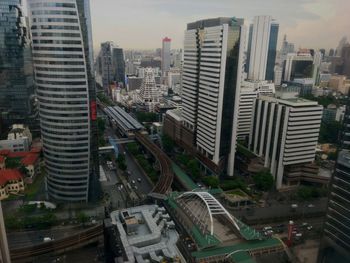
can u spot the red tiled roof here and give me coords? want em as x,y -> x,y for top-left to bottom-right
30,147 -> 42,153
0,149 -> 10,156
0,169 -> 23,186
21,154 -> 39,166
8,152 -> 30,158
0,156 -> 5,163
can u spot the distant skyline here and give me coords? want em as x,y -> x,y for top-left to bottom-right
89,0 -> 350,52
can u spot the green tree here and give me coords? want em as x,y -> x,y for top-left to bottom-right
187,159 -> 200,179
162,134 -> 175,153
97,117 -> 106,134
253,170 -> 274,191
127,142 -> 139,155
220,178 -> 246,191
77,212 -> 89,225
202,176 -> 219,188
117,154 -> 127,171
319,121 -> 341,144
5,158 -> 21,168
135,112 -> 158,122
297,186 -> 313,201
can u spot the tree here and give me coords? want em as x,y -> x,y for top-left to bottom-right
162,134 -> 175,153
77,212 -> 89,226
253,170 -> 274,191
187,159 -> 200,179
319,121 -> 341,144
97,117 -> 106,134
220,178 -> 246,191
202,176 -> 219,188
117,155 -> 127,171
127,142 -> 139,155
297,186 -> 313,201
135,112 -> 158,123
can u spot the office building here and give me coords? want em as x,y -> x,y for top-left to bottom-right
340,44 -> 350,78
283,50 -> 314,81
249,93 -> 322,188
335,36 -> 348,56
112,47 -> 125,87
161,37 -> 171,76
0,0 -> 36,127
247,16 -> 279,81
318,150 -> 350,262
98,41 -> 114,90
0,201 -> 10,263
182,17 -> 246,176
237,80 -> 275,140
318,97 -> 350,262
29,0 -> 99,202
139,68 -> 159,111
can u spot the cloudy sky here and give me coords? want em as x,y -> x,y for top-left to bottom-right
90,0 -> 349,51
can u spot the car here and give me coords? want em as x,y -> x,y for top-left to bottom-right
263,226 -> 272,231
302,222 -> 308,227
307,226 -> 313,230
133,186 -> 138,190
308,204 -> 315,208
137,178 -> 141,182
131,180 -> 135,184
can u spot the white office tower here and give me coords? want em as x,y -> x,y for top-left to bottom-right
247,16 -> 279,81
283,51 -> 314,81
182,17 -> 246,176
161,37 -> 171,77
237,80 -> 275,140
274,65 -> 283,86
29,0 -> 98,202
140,68 -> 159,111
248,94 -> 322,189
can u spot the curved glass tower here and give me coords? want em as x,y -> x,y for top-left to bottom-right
28,0 -> 99,202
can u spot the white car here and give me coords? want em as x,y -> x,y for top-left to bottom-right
131,180 -> 135,184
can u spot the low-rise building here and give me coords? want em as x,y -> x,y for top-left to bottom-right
0,124 -> 32,152
0,169 -> 24,200
108,204 -> 183,262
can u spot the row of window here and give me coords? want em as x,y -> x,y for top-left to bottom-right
36,79 -> 87,85
32,18 -> 78,23
33,46 -> 82,52
31,25 -> 79,31
32,32 -> 81,38
36,73 -> 86,79
35,67 -> 85,72
40,104 -> 88,112
33,39 -> 82,45
33,53 -> 83,59
30,3 -> 75,8
37,92 -> 87,99
32,10 -> 77,16
34,60 -> 84,66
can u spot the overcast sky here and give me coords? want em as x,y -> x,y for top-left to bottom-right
89,0 -> 349,51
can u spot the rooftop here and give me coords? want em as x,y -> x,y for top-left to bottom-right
21,154 -> 39,166
0,169 -> 23,186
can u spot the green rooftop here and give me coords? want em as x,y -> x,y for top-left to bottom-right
171,162 -> 198,190
191,238 -> 283,260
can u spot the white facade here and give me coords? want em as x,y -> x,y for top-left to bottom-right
274,65 -> 283,86
249,95 -> 322,188
248,16 -> 272,81
29,0 -> 93,201
161,37 -> 171,76
139,68 -> 159,111
182,18 -> 245,175
237,80 -> 275,139
284,52 -> 313,81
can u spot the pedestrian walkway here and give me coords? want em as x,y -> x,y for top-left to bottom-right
171,163 -> 198,190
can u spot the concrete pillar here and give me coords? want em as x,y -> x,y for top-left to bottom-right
0,201 -> 11,263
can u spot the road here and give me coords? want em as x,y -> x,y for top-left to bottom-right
103,117 -> 153,196
7,225 -> 90,249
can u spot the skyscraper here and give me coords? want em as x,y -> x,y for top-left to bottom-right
99,41 -> 114,90
182,17 -> 246,176
28,0 -> 99,202
112,47 -> 125,87
246,16 -> 279,81
0,201 -> 10,263
161,37 -> 171,76
0,0 -> 36,126
318,100 -> 350,262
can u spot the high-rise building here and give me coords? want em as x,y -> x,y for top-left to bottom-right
139,68 -> 159,111
161,37 -> 171,76
283,50 -> 314,81
335,36 -> 348,56
28,0 -> 100,202
318,100 -> 350,263
246,16 -> 279,81
340,44 -> 350,78
0,0 -> 36,126
182,17 -> 246,176
248,93 -> 322,188
99,41 -> 114,90
0,201 -> 10,263
237,80 -> 275,140
112,47 -> 125,87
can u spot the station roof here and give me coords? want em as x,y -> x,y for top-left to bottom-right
105,106 -> 143,133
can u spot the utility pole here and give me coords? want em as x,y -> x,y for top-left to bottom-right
0,201 -> 11,263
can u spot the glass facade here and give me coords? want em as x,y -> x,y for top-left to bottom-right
0,0 -> 35,125
265,23 -> 279,81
